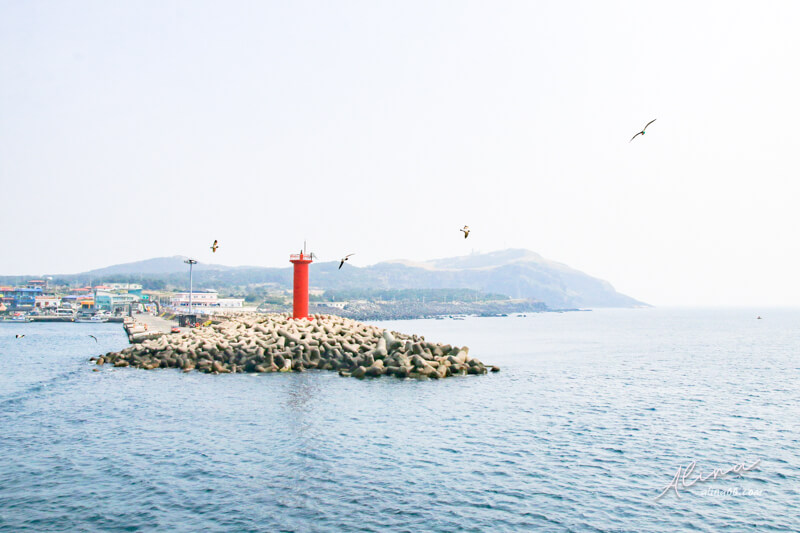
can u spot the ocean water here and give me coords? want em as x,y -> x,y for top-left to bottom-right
1,308 -> 798,532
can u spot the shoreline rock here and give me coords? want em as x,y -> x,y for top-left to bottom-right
93,313 -> 496,379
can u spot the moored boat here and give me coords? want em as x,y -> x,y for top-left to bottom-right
2,312 -> 33,322
76,315 -> 109,323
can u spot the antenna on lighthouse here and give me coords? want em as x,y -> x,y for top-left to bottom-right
304,240 -> 307,255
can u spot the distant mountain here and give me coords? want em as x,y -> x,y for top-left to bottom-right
311,249 -> 645,309
7,249 -> 644,309
84,256 -> 239,276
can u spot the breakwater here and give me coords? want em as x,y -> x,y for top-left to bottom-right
258,299 -> 549,321
94,313 -> 498,379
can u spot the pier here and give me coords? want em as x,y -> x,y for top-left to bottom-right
123,313 -> 182,342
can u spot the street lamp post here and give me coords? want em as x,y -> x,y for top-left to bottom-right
184,259 -> 197,315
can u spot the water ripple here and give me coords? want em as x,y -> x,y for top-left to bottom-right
1,310 -> 799,531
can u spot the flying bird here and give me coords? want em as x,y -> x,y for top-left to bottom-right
460,226 -> 470,239
210,240 -> 219,253
339,254 -> 355,270
630,119 -> 656,142
15,334 -> 25,339
88,335 -> 98,342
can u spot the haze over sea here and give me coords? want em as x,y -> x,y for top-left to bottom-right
1,308 -> 798,532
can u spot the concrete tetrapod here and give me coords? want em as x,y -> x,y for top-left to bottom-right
92,313 -> 500,378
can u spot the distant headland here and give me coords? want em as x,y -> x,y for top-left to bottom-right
0,249 -> 646,321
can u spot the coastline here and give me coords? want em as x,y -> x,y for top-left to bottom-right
258,299 -> 569,321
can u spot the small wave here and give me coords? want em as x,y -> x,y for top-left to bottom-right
0,366 -> 86,410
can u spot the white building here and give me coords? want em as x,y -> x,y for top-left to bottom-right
217,298 -> 244,308
170,290 -> 244,313
34,295 -> 59,309
171,290 -> 218,308
315,301 -> 348,309
104,283 -> 143,291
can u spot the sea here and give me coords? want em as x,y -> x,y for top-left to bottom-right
1,308 -> 798,532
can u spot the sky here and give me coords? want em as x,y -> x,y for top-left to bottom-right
2,1 -> 799,306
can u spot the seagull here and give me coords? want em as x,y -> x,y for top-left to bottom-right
339,254 -> 355,270
460,226 -> 470,239
630,119 -> 656,142
15,334 -> 25,339
88,335 -> 98,342
210,240 -> 219,253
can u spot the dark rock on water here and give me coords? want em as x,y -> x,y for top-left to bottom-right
94,313 -> 497,380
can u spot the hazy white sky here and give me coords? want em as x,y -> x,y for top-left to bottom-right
2,1 -> 799,306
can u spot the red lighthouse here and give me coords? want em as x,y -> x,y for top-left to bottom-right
289,251 -> 313,319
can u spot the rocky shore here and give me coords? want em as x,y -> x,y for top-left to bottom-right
93,313 -> 498,379
312,299 -> 549,321
258,299 -> 549,321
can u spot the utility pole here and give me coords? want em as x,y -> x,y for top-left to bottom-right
184,259 -> 197,314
